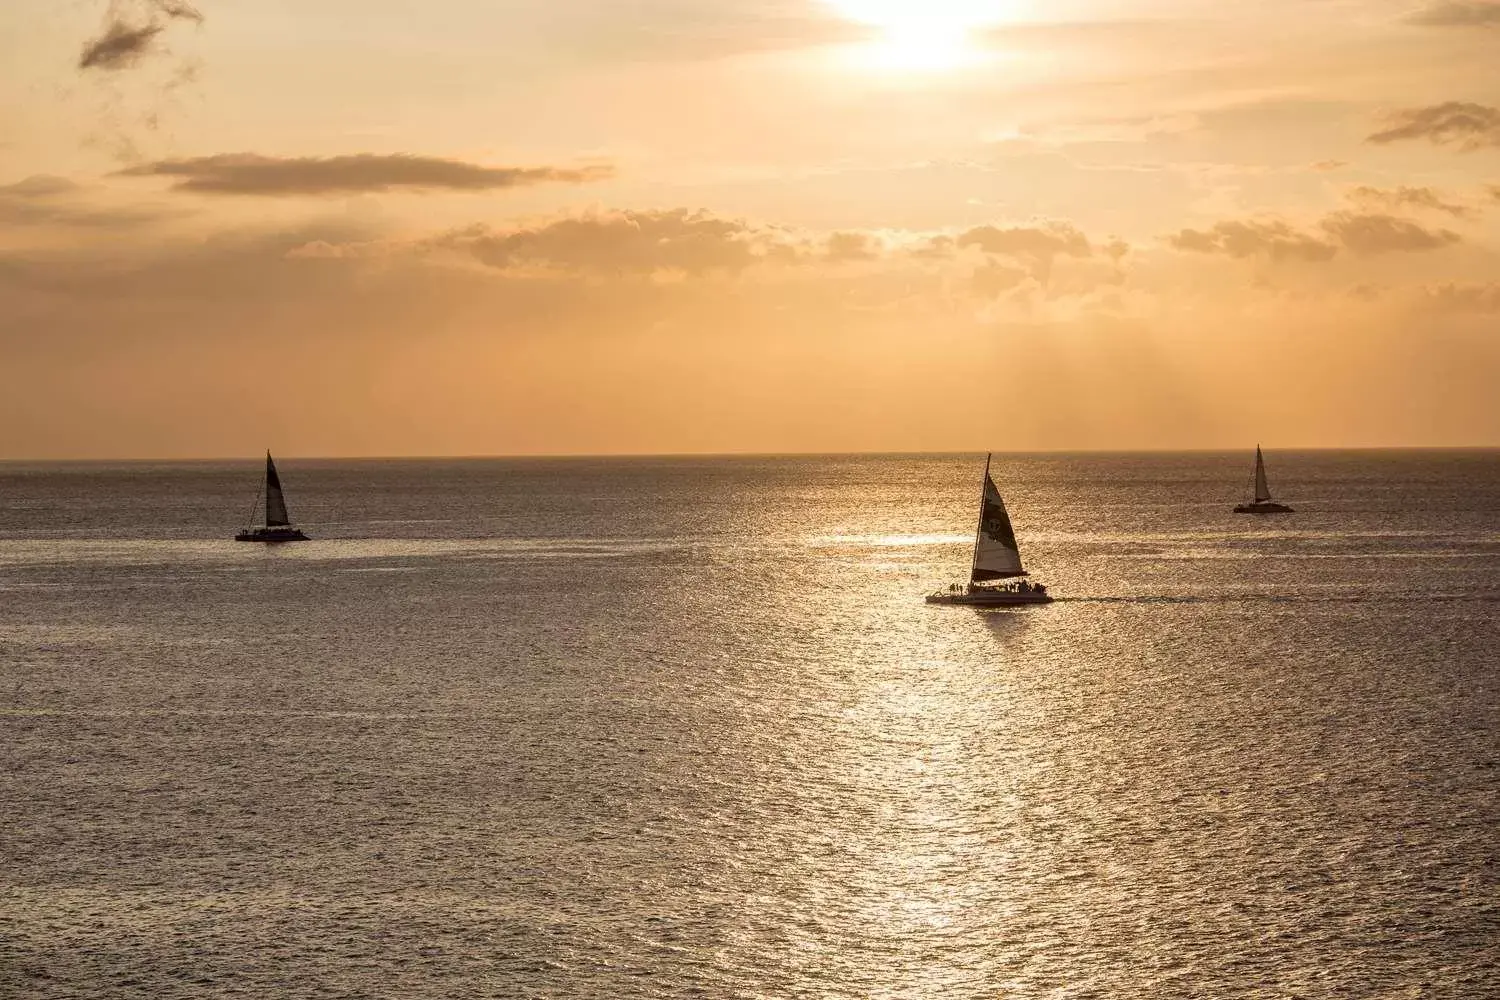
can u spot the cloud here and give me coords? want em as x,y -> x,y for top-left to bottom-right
1366,102 -> 1500,150
954,222 -> 1092,283
1168,208 -> 1462,261
956,222 -> 1091,259
1168,219 -> 1337,262
153,0 -> 203,22
1419,282 -> 1500,312
431,209 -> 776,275
1319,211 -> 1462,254
293,209 -> 1119,302
1404,2 -> 1500,27
79,1 -> 202,72
1310,160 -> 1349,172
1346,185 -> 1471,217
825,231 -> 880,262
970,261 -> 1031,299
0,174 -> 176,228
1,176 -> 82,198
114,154 -> 616,196
79,21 -> 165,71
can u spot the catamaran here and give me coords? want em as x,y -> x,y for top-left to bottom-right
927,454 -> 1053,606
235,451 -> 310,543
1233,445 -> 1293,514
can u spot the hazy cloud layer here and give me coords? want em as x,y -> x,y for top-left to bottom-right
1367,102 -> 1500,150
282,208 -> 1126,301
434,210 -> 770,275
1320,211 -> 1462,255
1169,210 -> 1461,261
1168,220 -> 1337,262
0,174 -> 174,228
1347,185 -> 1471,217
79,1 -> 203,72
1404,2 -> 1500,27
116,154 -> 615,195
954,222 -> 1092,283
825,231 -> 880,262
555,2 -> 866,64
1,176 -> 82,199
1421,282 -> 1500,312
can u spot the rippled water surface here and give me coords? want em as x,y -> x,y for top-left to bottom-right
2,452 -> 1496,998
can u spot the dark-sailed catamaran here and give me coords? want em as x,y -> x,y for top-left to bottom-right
927,453 -> 1053,606
1233,445 -> 1293,515
235,451 -> 310,543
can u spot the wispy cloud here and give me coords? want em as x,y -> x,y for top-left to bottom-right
431,210 -> 771,275
1320,211 -> 1461,254
1169,210 -> 1461,261
1419,282 -> 1500,312
1404,2 -> 1500,27
1346,185 -> 1471,217
79,21 -> 165,71
0,174 -> 177,228
1367,102 -> 1500,150
79,1 -> 202,72
1168,219 -> 1336,262
953,222 -> 1092,283
115,153 -> 616,196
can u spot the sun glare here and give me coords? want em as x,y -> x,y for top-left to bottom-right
826,0 -> 1018,72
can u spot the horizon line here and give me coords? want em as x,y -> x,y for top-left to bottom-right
3,445 -> 1500,464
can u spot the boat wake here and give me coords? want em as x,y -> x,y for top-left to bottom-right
1054,593 -> 1498,605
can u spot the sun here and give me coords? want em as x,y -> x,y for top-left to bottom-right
825,0 -> 1019,72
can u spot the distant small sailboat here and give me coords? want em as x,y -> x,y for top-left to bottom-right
235,451 -> 310,543
927,454 -> 1053,606
1233,445 -> 1293,515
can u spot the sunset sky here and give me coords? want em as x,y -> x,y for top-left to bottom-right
2,0 -> 1498,457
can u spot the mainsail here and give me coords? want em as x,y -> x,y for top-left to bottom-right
264,452 -> 292,527
971,454 -> 1027,582
1253,445 -> 1272,503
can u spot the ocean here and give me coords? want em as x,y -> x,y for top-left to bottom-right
1,452 -> 1496,998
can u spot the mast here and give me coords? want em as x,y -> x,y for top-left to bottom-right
969,453 -> 991,584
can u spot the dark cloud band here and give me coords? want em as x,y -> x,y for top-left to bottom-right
1404,2 -> 1500,27
1367,102 -> 1500,151
115,154 -> 616,196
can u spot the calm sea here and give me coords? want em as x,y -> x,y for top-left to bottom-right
1,452 -> 1496,998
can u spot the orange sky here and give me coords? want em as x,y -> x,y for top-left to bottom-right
1,0 -> 1498,457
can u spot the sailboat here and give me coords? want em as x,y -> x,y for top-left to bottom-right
235,451 -> 311,542
1233,445 -> 1293,514
927,454 -> 1053,606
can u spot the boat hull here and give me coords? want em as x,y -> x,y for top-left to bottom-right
927,589 -> 1054,607
1233,502 -> 1294,514
235,528 -> 310,543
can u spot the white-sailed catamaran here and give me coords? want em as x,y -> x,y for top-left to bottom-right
235,451 -> 310,543
1233,445 -> 1293,515
927,454 -> 1053,607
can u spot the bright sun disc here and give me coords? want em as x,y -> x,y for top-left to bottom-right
825,0 -> 1015,72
